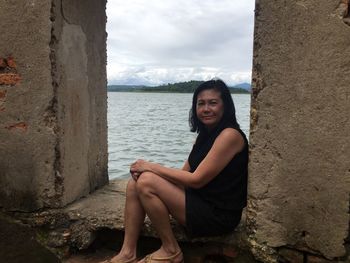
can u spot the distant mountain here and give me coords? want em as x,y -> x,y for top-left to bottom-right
107,85 -> 147,92
107,81 -> 250,94
232,82 -> 251,91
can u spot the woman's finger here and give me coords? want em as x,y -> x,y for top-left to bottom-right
131,172 -> 141,181
131,172 -> 137,181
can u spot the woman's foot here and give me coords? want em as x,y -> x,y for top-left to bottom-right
138,248 -> 183,263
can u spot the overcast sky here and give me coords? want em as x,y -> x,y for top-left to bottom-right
106,0 -> 255,86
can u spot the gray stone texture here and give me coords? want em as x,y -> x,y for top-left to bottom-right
5,179 -> 250,262
248,0 -> 350,259
53,0 -> 108,206
0,0 -> 108,211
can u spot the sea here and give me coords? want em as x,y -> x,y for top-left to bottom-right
108,92 -> 251,179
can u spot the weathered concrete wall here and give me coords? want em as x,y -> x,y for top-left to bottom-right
52,0 -> 108,206
0,0 -> 108,211
248,0 -> 350,261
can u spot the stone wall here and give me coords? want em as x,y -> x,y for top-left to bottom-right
248,0 -> 350,261
0,0 -> 108,211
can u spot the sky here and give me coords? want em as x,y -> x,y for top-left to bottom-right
106,0 -> 255,86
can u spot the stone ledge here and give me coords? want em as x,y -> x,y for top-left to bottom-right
2,179 -> 250,261
64,179 -> 249,249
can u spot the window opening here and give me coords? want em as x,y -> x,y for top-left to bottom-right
106,1 -> 255,179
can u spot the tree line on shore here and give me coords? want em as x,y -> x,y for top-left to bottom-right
107,80 -> 250,94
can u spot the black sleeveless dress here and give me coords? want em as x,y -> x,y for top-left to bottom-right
185,122 -> 248,237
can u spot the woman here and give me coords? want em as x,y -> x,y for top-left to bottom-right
105,79 -> 248,263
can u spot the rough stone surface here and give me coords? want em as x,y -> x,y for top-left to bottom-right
0,0 -> 57,211
1,179 -> 252,262
0,214 -> 61,263
278,247 -> 304,263
52,0 -> 108,206
0,0 -> 108,211
248,0 -> 350,260
63,179 -> 249,249
307,255 -> 338,263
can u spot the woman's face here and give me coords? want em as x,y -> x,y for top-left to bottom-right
196,89 -> 224,130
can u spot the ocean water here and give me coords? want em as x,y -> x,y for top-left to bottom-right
108,92 -> 251,179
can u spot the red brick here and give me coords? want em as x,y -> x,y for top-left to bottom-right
0,58 -> 6,69
0,90 -> 6,99
0,73 -> 21,85
5,122 -> 28,132
6,56 -> 17,69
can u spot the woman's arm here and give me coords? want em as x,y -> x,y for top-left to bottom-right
181,160 -> 191,171
130,128 -> 245,188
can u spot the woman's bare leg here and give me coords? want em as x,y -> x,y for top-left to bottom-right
136,172 -> 185,262
108,179 -> 145,262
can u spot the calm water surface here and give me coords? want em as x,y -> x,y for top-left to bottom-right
108,92 -> 251,179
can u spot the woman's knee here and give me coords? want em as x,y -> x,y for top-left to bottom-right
126,178 -> 138,197
135,172 -> 157,195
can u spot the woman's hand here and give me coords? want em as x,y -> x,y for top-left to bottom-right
130,171 -> 141,181
130,159 -> 152,181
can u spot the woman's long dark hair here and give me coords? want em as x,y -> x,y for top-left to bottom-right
189,79 -> 240,133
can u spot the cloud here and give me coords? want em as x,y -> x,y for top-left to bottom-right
106,0 -> 255,86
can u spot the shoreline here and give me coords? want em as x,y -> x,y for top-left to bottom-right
107,90 -> 251,94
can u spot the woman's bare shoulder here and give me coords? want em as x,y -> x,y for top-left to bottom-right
216,128 -> 245,151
